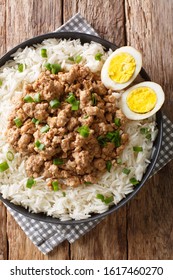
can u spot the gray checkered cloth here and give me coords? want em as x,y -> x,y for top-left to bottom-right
5,13 -> 173,254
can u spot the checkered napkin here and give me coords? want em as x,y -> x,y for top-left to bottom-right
5,13 -> 173,255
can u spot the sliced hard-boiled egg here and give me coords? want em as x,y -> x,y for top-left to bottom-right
101,46 -> 142,91
120,81 -> 165,120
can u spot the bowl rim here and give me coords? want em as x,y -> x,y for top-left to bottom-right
0,31 -> 163,224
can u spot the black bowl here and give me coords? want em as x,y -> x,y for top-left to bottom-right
0,32 -> 163,224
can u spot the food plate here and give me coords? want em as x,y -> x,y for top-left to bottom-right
0,32 -> 163,224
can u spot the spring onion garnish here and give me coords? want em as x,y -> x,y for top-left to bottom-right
40,124 -> 50,133
146,133 -> 151,140
26,177 -> 35,188
24,95 -> 34,103
122,168 -> 131,175
84,181 -> 92,185
6,151 -> 14,161
0,161 -> 9,172
41,48 -> 47,58
104,196 -> 114,205
51,63 -> 61,74
33,93 -> 41,103
45,62 -> 51,71
91,93 -> 97,106
97,135 -> 107,147
96,194 -> 114,205
18,64 -> 24,72
106,160 -> 112,172
83,115 -> 89,119
117,158 -> 122,164
77,125 -> 90,138
53,158 -> 64,165
74,55 -> 82,63
45,63 -> 61,74
0,80 -> 3,86
66,93 -> 76,104
140,127 -> 149,135
62,191 -> 66,197
50,99 -> 60,109
106,130 -> 121,147
32,118 -> 40,125
140,127 -> 151,140
133,146 -> 143,152
66,93 -> 80,111
35,140 -> 45,150
130,177 -> 139,185
95,52 -> 103,61
96,193 -> 105,202
68,57 -> 74,62
52,181 -> 60,191
14,117 -> 23,128
71,101 -> 80,111
114,118 -> 121,127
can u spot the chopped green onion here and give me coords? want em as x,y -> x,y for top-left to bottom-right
74,55 -> 82,63
41,48 -> 47,58
32,118 -> 40,125
71,100 -> 80,111
52,181 -> 60,191
45,62 -> 52,71
97,135 -> 107,147
51,63 -> 61,74
130,177 -> 139,185
96,194 -> 114,205
114,118 -> 121,127
53,158 -> 64,165
140,127 -> 149,135
26,177 -> 35,188
0,80 -> 3,86
106,130 -> 121,147
18,64 -> 24,72
146,133 -> 151,140
23,95 -> 34,103
33,93 -> 41,103
122,168 -> 131,175
96,193 -> 105,202
0,161 -> 9,172
62,191 -> 66,197
95,52 -> 103,61
117,158 -> 122,164
6,151 -> 14,161
84,181 -> 92,185
77,125 -> 90,138
50,99 -> 60,109
104,196 -> 114,205
35,140 -> 45,150
83,115 -> 89,119
91,93 -> 97,106
66,93 -> 76,104
133,146 -> 143,152
45,63 -> 61,74
40,124 -> 50,133
68,57 -> 74,61
106,160 -> 112,172
14,117 -> 23,128
66,93 -> 80,110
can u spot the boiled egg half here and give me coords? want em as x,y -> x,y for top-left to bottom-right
120,81 -> 165,120
101,46 -> 142,90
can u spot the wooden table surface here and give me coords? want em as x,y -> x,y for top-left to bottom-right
0,0 -> 173,260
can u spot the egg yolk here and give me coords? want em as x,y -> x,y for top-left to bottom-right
108,52 -> 136,83
127,87 -> 157,113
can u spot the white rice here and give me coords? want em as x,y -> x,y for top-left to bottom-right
0,38 -> 157,220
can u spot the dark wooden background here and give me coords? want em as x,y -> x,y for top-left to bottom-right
0,0 -> 173,260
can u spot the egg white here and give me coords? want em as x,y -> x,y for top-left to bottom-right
120,81 -> 165,120
101,46 -> 142,91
